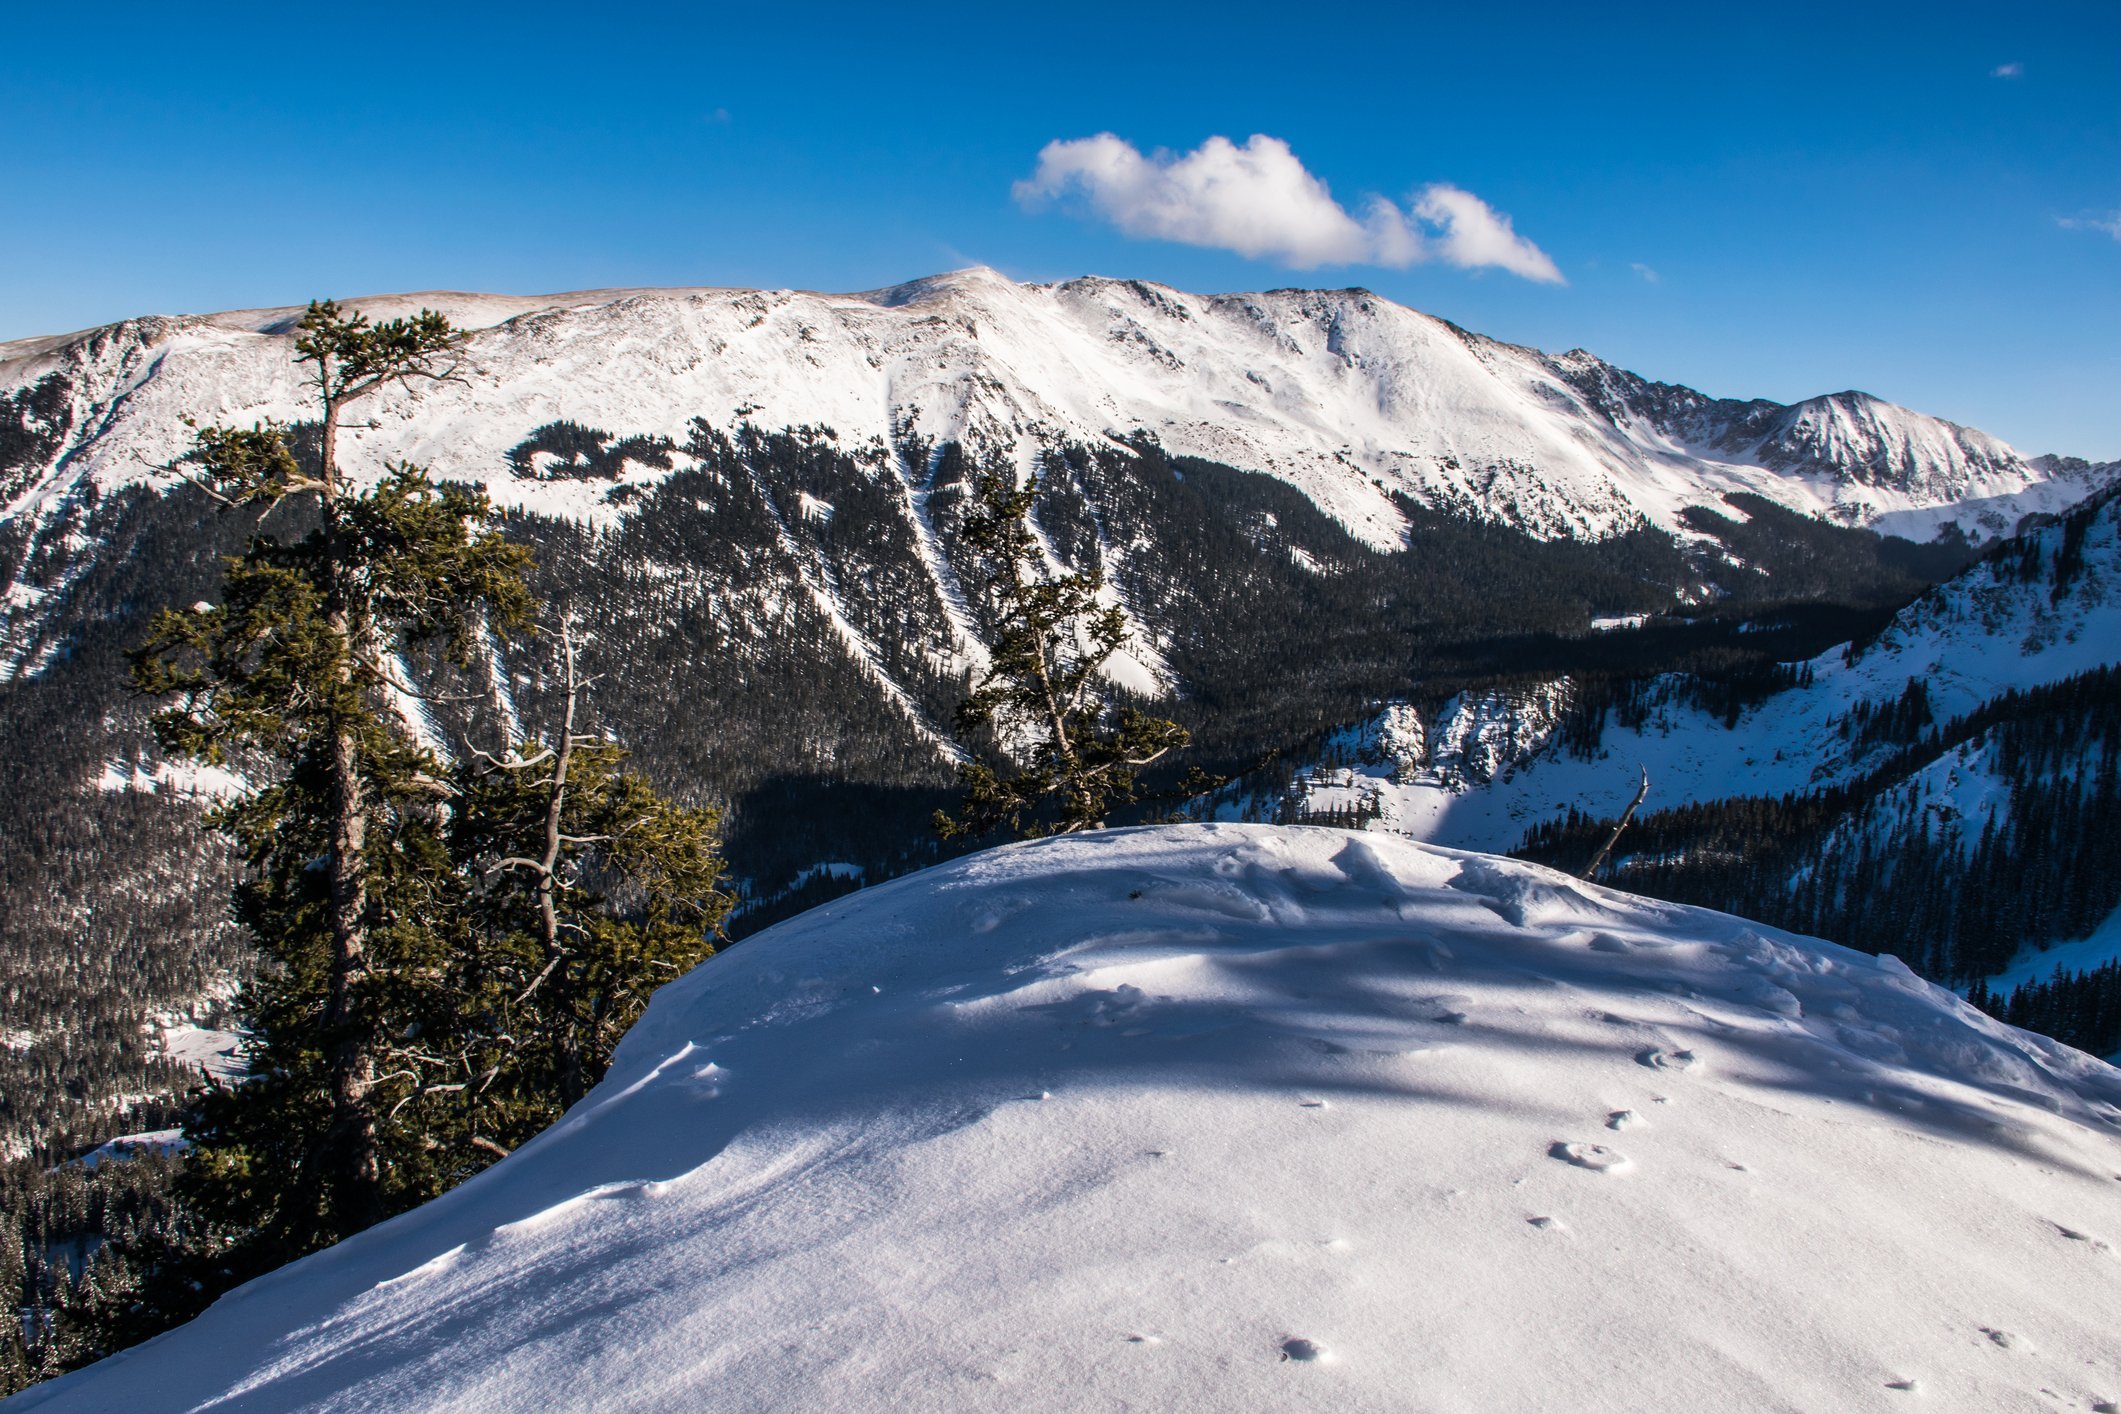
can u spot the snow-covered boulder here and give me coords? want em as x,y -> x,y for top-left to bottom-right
22,825 -> 2121,1412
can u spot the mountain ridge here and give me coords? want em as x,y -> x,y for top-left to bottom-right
6,270 -> 2109,558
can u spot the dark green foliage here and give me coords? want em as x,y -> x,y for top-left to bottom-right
493,420 -> 967,895
1969,963 -> 2121,1057
0,1149 -> 194,1394
126,302 -> 535,1276
1027,438 -> 1963,773
0,404 -> 2017,1386
21,305 -> 737,1388
1,373 -> 73,506
507,422 -> 677,481
440,630 -> 733,1145
937,462 -> 1192,838
0,481 -> 255,1163
1677,493 -> 1977,603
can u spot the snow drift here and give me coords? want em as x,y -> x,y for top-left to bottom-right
19,825 -> 2121,1412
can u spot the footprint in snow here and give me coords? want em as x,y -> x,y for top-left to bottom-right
1526,1215 -> 1563,1230
1280,1338 -> 1327,1363
2055,1223 -> 2113,1254
1549,1142 -> 1631,1174
1884,1377 -> 1919,1392
1606,1110 -> 1646,1131
1637,1048 -> 1700,1072
1980,1327 -> 2030,1351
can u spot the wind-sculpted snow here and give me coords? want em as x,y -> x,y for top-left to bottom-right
23,826 -> 2121,1412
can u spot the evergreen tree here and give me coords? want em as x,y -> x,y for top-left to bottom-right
937,463 -> 1191,838
131,300 -> 535,1260
440,623 -> 733,1155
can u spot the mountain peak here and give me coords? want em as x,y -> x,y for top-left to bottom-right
2,272 -> 2109,564
859,265 -> 1022,308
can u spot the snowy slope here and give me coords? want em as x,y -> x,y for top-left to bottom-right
3,271 -> 2104,561
1994,907 -> 2121,993
20,825 -> 2121,1413
1283,486 -> 2121,850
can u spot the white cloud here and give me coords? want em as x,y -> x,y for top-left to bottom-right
1410,184 -> 1565,283
1630,262 -> 1660,284
2059,211 -> 2121,239
1013,133 -> 1564,284
1991,62 -> 2024,78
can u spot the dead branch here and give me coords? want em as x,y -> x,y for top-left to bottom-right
1578,765 -> 1651,882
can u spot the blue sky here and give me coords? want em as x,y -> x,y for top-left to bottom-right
4,1 -> 2117,456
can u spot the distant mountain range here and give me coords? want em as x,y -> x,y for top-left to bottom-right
3,269 -> 2117,1159
5,268 -> 2111,591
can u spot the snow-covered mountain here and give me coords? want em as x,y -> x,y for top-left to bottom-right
1273,485 -> 2121,1006
18,825 -> 2121,1412
1285,484 -> 2121,847
2,269 -> 2104,561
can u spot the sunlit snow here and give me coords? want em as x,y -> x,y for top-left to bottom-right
24,825 -> 2121,1412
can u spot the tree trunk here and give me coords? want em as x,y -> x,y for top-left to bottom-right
540,629 -> 582,1108
1578,766 -> 1651,883
317,388 -> 384,1230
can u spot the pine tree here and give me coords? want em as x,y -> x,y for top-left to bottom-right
131,300 -> 535,1260
937,463 -> 1193,839
439,623 -> 733,1156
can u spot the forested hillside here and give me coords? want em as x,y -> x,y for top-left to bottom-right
0,418 -> 1988,1165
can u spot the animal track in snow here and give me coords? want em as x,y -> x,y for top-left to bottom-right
1280,1337 -> 1327,1363
1549,1142 -> 1631,1174
1082,984 -> 1153,1028
1606,1110 -> 1646,1131
1637,1048 -> 1700,1072
1979,1326 -> 2029,1351
2055,1223 -> 2113,1253
1526,1215 -> 1562,1230
1884,1377 -> 1919,1392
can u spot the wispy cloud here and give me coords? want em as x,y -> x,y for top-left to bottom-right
1630,262 -> 1660,284
1013,133 -> 1563,284
2059,211 -> 2121,239
1991,61 -> 2024,78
